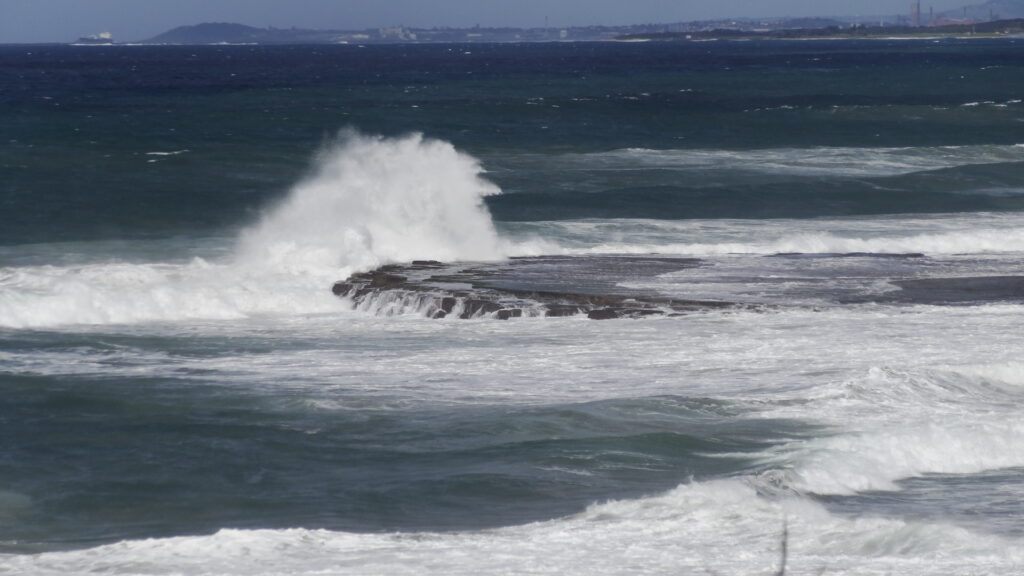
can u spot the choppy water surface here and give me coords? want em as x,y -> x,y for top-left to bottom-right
1,40 -> 1023,575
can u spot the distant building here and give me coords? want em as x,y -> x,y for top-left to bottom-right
378,27 -> 415,41
75,32 -> 114,44
929,18 -> 975,26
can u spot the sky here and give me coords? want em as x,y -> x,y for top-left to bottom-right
1,0 -> 972,44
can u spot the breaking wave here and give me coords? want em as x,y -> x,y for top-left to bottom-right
3,478 -> 1020,576
235,130 -> 505,275
756,362 -> 1024,496
0,132 -> 508,328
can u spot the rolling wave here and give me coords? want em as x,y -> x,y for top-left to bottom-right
3,477 -> 1019,576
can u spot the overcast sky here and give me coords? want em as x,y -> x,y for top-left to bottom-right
1,0 -> 971,43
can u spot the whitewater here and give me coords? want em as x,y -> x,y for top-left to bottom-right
4,132 -> 1024,575
3,40 -> 1024,576
5,132 -> 1024,328
0,132 -> 509,328
3,306 -> 1024,575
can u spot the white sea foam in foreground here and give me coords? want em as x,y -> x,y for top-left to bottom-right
3,292 -> 1024,574
3,479 -> 1021,576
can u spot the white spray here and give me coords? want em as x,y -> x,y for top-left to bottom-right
235,130 -> 505,279
0,132 -> 508,328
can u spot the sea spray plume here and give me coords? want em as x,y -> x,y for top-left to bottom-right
235,130 -> 506,281
0,132 -> 506,328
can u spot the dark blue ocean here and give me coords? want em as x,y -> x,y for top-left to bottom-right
2,40 -> 1024,575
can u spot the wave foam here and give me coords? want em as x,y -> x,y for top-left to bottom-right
504,215 -> 1024,257
761,364 -> 1024,495
3,479 -> 1018,576
235,130 -> 504,276
0,132 -> 508,328
644,228 -> 1024,256
590,144 -> 1024,177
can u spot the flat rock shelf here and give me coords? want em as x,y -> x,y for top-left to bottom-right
331,256 -> 740,320
333,255 -> 1024,319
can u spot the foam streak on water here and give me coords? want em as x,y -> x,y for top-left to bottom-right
562,144 -> 1024,177
501,212 -> 1024,257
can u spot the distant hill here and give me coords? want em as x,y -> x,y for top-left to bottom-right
147,23 -> 264,44
144,22 -> 347,44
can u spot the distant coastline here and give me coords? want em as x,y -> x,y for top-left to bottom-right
59,12 -> 1024,46
618,18 -> 1024,42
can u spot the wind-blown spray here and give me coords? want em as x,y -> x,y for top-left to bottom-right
236,130 -> 506,279
0,132 -> 508,328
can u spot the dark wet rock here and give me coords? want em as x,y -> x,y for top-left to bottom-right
622,308 -> 665,317
371,274 -> 407,287
837,275 -> 1024,305
459,299 -> 503,319
373,264 -> 406,275
770,252 -> 926,259
889,275 -> 1024,304
330,257 -> 742,321
346,270 -> 408,288
439,297 -> 457,314
496,309 -> 523,320
847,252 -> 925,259
587,308 -> 619,320
332,282 -> 354,296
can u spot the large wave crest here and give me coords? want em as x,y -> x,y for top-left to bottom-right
0,132 -> 508,328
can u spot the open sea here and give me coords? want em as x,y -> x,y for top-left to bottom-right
2,39 -> 1024,575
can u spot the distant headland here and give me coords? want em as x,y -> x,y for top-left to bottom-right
72,0 -> 1024,45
